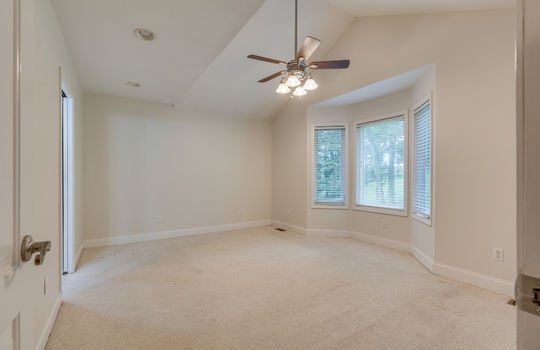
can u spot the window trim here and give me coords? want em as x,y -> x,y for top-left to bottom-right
411,95 -> 433,226
310,123 -> 349,210
353,112 -> 409,217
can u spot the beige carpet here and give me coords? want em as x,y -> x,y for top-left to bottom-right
46,226 -> 515,350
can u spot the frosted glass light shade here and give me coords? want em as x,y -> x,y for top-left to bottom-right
276,83 -> 291,94
304,78 -> 318,91
293,86 -> 307,97
285,75 -> 301,87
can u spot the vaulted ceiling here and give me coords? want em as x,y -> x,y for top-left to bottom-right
327,0 -> 514,17
51,0 -> 515,119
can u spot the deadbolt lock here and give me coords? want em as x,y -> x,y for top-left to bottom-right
21,235 -> 51,266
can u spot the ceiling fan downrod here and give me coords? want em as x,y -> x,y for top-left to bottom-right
246,0 -> 351,96
294,0 -> 298,57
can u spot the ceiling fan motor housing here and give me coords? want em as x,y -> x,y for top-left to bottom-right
247,0 -> 350,90
287,60 -> 308,81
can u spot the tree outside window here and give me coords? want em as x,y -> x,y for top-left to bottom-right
357,116 -> 405,210
314,127 -> 346,205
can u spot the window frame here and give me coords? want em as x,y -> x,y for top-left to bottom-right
411,95 -> 433,226
353,112 -> 409,217
310,123 -> 349,210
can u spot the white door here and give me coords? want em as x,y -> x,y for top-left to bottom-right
0,0 -> 57,349
517,0 -> 540,348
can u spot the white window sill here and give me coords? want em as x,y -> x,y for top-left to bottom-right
312,203 -> 349,210
353,205 -> 407,217
412,213 -> 432,226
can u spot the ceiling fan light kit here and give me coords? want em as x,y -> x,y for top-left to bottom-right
248,0 -> 350,97
303,76 -> 318,91
286,74 -> 302,88
276,80 -> 291,94
293,85 -> 307,97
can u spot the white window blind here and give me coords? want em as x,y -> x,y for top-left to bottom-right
314,126 -> 346,205
413,101 -> 431,219
356,116 -> 405,210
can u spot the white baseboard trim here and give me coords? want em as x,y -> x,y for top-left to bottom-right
433,262 -> 514,297
270,220 -> 307,234
410,245 -> 434,271
271,221 -> 410,252
350,231 -> 411,252
270,219 -> 513,297
82,217 -> 514,297
83,220 -> 271,249
306,228 -> 350,238
35,294 -> 61,350
270,221 -> 410,253
70,243 -> 84,273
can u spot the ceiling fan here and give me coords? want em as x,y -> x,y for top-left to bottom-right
247,0 -> 350,97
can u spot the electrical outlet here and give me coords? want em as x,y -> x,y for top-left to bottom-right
287,209 -> 292,216
493,248 -> 504,262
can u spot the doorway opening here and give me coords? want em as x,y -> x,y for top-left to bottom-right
61,89 -> 74,274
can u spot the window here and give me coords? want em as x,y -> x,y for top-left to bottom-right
313,125 -> 347,206
356,115 -> 406,214
412,100 -> 432,223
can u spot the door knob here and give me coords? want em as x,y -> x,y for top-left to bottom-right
21,235 -> 51,266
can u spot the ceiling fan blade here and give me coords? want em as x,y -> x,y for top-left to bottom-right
296,36 -> 321,61
248,54 -> 287,65
258,71 -> 287,83
310,60 -> 350,69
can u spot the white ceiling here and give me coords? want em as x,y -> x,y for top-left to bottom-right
315,65 -> 433,107
51,0 -> 515,119
51,0 -> 266,104
328,0 -> 515,17
179,0 -> 352,119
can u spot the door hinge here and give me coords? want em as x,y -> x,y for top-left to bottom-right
516,274 -> 540,316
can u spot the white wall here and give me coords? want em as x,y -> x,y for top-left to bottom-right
271,101 -> 309,230
272,9 -> 516,294
83,93 -> 271,242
